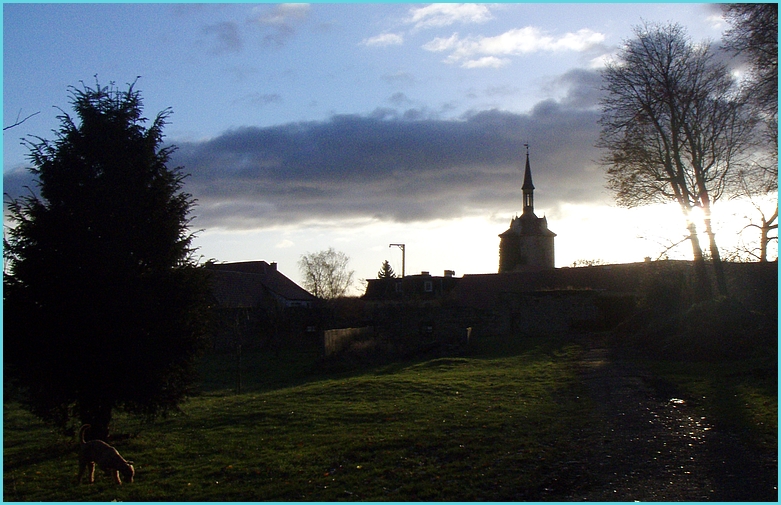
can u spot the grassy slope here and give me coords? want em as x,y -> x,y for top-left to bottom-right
4,336 -> 596,501
4,332 -> 776,501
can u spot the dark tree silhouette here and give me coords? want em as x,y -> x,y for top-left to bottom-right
723,3 -> 777,151
722,4 -> 778,262
3,79 -> 212,440
598,22 -> 754,299
377,260 -> 396,279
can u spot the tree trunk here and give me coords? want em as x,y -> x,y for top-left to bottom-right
760,205 -> 778,262
688,222 -> 713,302
697,185 -> 729,297
702,217 -> 728,297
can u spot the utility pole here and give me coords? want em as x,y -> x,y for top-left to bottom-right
389,243 -> 405,278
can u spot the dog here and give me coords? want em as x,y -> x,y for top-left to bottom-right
77,424 -> 135,485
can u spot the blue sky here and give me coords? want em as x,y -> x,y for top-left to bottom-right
4,3 -> 761,294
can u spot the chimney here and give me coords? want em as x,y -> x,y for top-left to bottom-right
444,270 -> 455,277
270,262 -> 277,271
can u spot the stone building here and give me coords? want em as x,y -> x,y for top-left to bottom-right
205,260 -> 322,351
363,270 -> 460,301
498,149 -> 556,272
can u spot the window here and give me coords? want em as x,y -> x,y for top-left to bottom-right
424,281 -> 433,292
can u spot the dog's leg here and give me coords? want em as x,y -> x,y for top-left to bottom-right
113,470 -> 122,485
88,462 -> 96,484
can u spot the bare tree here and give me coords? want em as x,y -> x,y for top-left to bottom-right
723,3 -> 777,152
723,4 -> 778,261
298,247 -> 355,300
730,169 -> 778,262
598,22 -> 754,298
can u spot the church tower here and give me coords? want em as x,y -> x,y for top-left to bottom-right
498,147 -> 556,273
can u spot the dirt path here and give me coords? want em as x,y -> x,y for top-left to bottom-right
564,336 -> 777,502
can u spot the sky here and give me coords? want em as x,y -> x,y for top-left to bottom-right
3,3 -> 774,295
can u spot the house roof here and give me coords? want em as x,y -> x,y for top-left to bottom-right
206,261 -> 317,308
363,272 -> 460,300
452,261 -> 686,310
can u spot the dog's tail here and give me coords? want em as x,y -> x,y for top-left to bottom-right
78,424 -> 91,444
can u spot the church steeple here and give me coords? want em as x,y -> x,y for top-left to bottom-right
522,144 -> 534,215
498,143 -> 556,273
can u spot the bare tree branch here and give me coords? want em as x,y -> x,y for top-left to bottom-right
3,110 -> 40,131
599,22 -> 755,297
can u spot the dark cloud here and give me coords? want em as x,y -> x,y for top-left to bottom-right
483,85 -> 522,98
234,93 -> 283,108
4,73 -> 607,231
381,71 -> 416,86
3,166 -> 38,203
172,98 -> 603,230
550,68 -> 604,109
388,92 -> 412,106
702,3 -> 725,19
248,4 -> 310,48
196,4 -> 313,56
260,24 -> 295,47
202,22 -> 243,54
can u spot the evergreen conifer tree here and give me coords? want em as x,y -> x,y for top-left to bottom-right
377,260 -> 396,279
3,79 -> 212,439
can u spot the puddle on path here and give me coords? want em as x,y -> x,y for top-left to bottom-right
571,344 -> 726,500
568,339 -> 776,502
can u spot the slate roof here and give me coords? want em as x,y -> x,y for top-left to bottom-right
206,261 -> 317,308
522,152 -> 535,190
500,213 -> 557,238
452,261 -> 681,310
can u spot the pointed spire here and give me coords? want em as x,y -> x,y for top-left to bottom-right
522,144 -> 534,190
522,144 -> 534,214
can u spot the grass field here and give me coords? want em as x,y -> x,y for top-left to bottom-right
4,331 -> 776,501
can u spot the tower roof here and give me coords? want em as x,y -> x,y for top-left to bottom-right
522,150 -> 534,190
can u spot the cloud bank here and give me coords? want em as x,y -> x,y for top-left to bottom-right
4,70 -> 606,233
174,73 -> 603,230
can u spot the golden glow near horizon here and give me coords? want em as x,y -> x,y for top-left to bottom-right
195,195 -> 776,297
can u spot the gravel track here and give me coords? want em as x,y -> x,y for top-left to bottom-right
561,337 -> 778,502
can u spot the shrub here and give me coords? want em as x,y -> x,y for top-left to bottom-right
617,297 -> 776,362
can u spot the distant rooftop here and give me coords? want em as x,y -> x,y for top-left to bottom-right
206,260 -> 317,308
